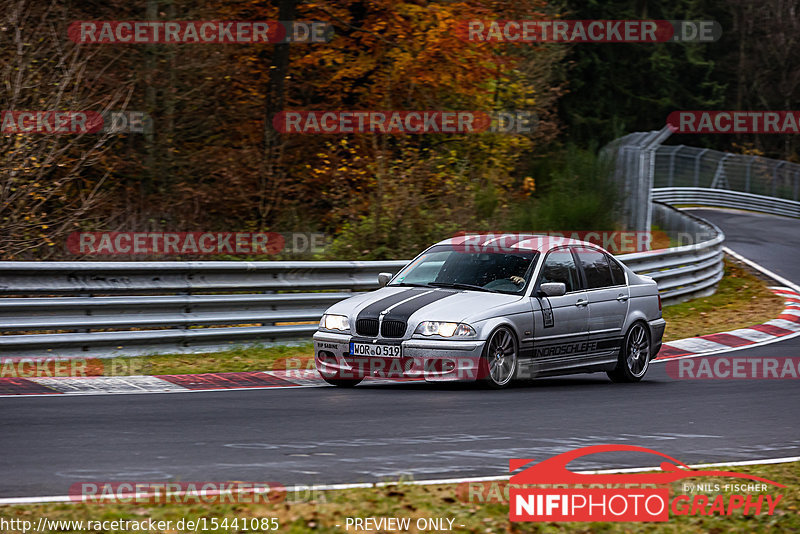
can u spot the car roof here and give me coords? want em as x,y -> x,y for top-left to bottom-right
436,233 -> 604,253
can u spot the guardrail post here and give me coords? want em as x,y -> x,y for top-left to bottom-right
667,145 -> 683,187
710,153 -> 732,189
641,126 -> 673,233
774,161 -> 785,197
694,149 -> 709,187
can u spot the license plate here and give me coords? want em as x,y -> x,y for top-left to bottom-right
349,342 -> 402,358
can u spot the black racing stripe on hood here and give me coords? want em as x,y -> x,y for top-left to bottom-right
356,288 -> 427,321
382,289 -> 459,323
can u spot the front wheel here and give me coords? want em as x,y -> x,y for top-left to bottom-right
480,327 -> 518,389
607,322 -> 651,383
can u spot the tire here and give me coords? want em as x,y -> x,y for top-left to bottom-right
480,326 -> 518,389
320,375 -> 364,387
317,359 -> 364,387
607,321 -> 651,383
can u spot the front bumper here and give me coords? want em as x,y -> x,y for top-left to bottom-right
313,330 -> 486,382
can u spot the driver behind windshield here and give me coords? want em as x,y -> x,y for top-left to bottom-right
436,252 -> 533,293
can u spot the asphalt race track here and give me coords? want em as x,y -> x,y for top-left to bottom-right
1,209 -> 799,499
690,208 -> 800,286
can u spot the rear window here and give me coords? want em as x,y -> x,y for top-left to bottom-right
607,255 -> 626,286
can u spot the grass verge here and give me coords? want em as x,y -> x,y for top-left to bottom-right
92,343 -> 316,377
0,461 -> 797,533
661,258 -> 785,342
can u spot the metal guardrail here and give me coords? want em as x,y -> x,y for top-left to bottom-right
605,129 -> 800,312
0,261 -> 406,357
621,203 -> 725,303
600,129 -> 728,307
0,260 -> 409,295
603,128 -> 673,233
0,212 -> 720,357
651,143 -> 800,218
609,128 -> 800,227
652,187 -> 800,218
653,144 -> 800,203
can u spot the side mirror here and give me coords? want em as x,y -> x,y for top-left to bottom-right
539,282 -> 566,297
377,272 -> 392,287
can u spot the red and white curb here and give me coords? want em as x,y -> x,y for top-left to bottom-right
2,288 -> 798,397
0,370 -> 418,397
654,287 -> 800,361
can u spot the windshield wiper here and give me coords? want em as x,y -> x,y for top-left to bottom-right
427,282 -> 498,293
388,282 -> 430,287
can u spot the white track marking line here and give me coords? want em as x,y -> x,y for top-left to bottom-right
724,247 -> 800,294
2,456 -> 798,505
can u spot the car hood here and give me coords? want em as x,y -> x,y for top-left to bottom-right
326,286 -> 523,325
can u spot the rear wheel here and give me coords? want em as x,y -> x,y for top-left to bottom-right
607,322 -> 651,383
480,327 -> 518,389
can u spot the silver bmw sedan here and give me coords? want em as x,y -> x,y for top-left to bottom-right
313,234 -> 665,388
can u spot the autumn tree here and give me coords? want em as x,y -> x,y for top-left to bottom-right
0,0 -> 135,259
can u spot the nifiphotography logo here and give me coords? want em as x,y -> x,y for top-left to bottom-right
508,445 -> 784,522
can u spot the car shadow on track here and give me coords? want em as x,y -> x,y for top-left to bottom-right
350,376 -> 669,392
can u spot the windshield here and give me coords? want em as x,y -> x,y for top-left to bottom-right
389,245 -> 539,295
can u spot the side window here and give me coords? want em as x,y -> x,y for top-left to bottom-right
539,249 -> 580,293
576,248 -> 614,289
607,254 -> 626,286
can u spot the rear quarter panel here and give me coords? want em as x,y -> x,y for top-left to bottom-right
623,273 -> 661,332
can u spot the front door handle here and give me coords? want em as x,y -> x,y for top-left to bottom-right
575,299 -> 588,307
616,294 -> 629,302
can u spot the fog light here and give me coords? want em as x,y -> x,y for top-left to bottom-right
318,350 -> 336,364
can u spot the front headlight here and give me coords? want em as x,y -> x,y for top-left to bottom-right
415,321 -> 476,338
319,314 -> 350,332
